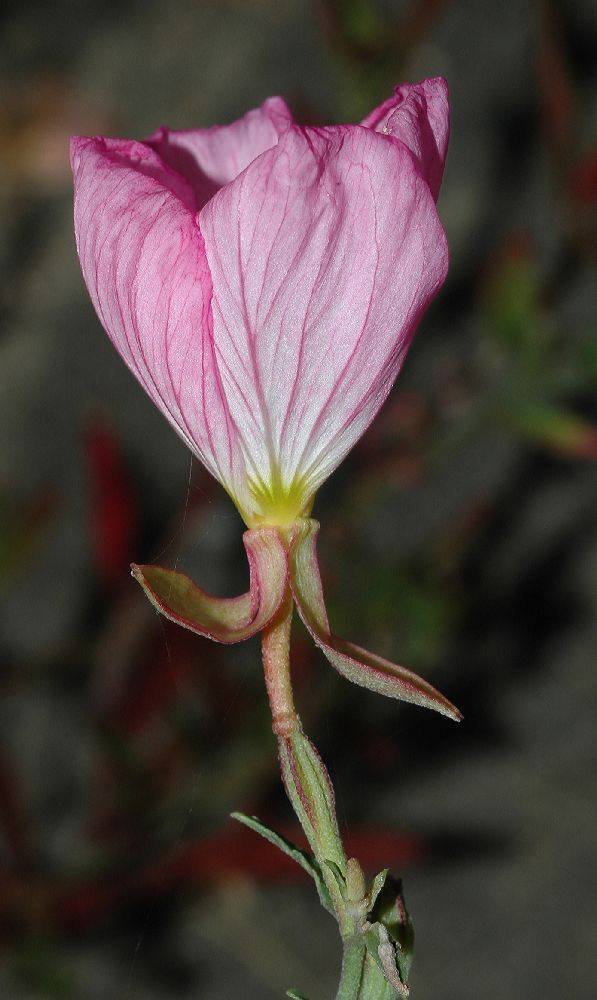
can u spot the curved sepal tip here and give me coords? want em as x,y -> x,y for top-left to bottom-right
289,519 -> 462,722
131,525 -> 288,643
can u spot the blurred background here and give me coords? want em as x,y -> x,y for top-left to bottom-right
1,1 -> 596,997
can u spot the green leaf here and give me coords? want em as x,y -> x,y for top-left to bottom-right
368,868 -> 389,911
371,875 -> 414,982
363,924 -> 387,976
287,990 -> 310,1000
324,859 -> 347,899
231,812 -> 334,915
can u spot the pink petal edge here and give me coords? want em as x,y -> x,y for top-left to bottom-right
71,133 -> 248,508
146,96 -> 294,209
362,77 -> 449,201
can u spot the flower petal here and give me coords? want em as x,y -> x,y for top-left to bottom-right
71,135 -> 246,504
147,97 -> 293,209
199,122 -> 448,518
131,525 -> 288,643
289,520 -> 462,721
362,78 -> 449,200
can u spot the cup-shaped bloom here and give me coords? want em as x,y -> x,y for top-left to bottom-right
71,80 -> 449,529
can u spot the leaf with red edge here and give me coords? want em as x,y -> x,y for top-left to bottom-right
289,519 -> 461,721
131,525 -> 288,643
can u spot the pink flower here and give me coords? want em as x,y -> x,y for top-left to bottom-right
72,80 -> 460,721
71,79 -> 449,530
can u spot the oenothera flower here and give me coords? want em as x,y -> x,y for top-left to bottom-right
72,79 -> 448,530
71,79 -> 460,722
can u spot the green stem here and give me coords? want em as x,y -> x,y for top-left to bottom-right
336,936 -> 366,1000
262,590 -> 347,924
336,937 -> 398,1000
261,591 -> 404,999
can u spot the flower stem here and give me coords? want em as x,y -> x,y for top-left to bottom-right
261,587 -> 298,738
261,589 -> 347,923
335,936 -> 366,1000
336,938 -> 398,1000
261,590 -> 405,999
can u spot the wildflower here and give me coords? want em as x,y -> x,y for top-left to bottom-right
72,79 -> 449,531
71,79 -> 459,721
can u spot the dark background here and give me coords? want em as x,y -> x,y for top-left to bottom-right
1,1 -> 596,997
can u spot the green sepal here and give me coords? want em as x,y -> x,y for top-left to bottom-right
286,990 -> 310,1000
231,812 -> 334,915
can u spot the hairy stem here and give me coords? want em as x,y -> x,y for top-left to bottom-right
261,589 -> 348,921
261,589 -> 403,999
336,939 -> 398,1000
336,936 -> 366,1000
261,587 -> 298,737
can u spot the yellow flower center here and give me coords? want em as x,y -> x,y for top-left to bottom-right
242,471 -> 314,530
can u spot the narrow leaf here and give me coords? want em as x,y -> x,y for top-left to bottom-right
231,812 -> 334,915
368,868 -> 389,911
131,525 -> 287,643
324,859 -> 347,899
